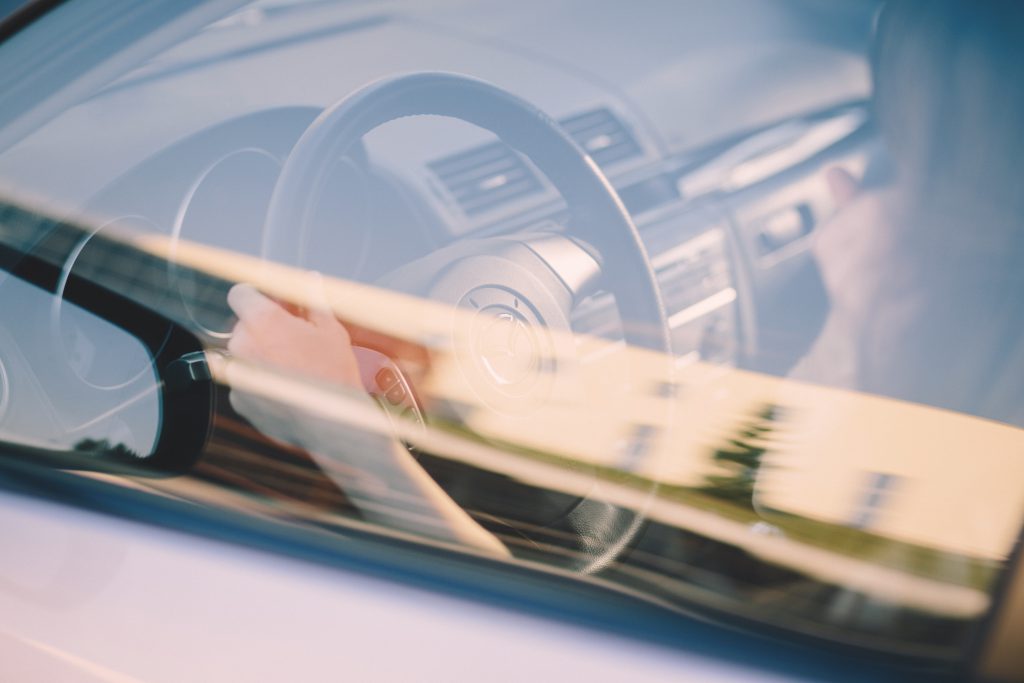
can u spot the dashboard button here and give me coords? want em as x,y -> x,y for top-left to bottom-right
385,383 -> 407,405
375,367 -> 399,391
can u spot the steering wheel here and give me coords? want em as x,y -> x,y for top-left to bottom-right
262,72 -> 671,572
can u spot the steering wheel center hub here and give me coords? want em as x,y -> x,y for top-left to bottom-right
454,284 -> 553,406
475,307 -> 539,387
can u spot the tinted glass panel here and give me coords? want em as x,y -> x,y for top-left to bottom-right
1,0 -> 1022,669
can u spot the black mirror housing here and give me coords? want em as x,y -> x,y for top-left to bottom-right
0,239 -> 213,476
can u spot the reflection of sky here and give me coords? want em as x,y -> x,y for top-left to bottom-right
0,0 -> 872,207
0,274 -> 161,457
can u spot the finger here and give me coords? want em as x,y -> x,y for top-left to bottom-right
227,322 -> 258,358
227,320 -> 288,359
227,283 -> 295,329
825,166 -> 859,209
305,272 -> 349,338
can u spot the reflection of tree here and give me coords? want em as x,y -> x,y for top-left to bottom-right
699,404 -> 779,510
73,438 -> 140,462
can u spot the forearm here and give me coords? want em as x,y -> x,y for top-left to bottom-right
229,378 -> 508,556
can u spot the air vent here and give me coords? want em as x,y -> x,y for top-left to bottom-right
559,108 -> 642,167
429,141 -> 544,216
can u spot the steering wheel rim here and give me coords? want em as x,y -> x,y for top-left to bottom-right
262,71 -> 671,571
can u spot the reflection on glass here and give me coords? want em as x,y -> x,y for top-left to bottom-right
0,273 -> 161,458
123,232 -> 1024,659
0,0 -> 1022,672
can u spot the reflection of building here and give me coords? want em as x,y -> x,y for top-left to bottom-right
754,378 -> 1024,562
8,196 -> 1024,570
848,471 -> 900,529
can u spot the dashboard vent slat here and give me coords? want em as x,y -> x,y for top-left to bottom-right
428,107 -> 643,217
559,107 -> 642,168
449,168 -> 530,198
444,159 -> 526,192
457,177 -> 543,214
429,142 -> 511,177
429,141 -> 543,216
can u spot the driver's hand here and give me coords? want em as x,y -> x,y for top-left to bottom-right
223,276 -> 379,457
226,279 -> 361,388
810,165 -> 903,318
223,279 -> 510,556
792,166 -> 922,391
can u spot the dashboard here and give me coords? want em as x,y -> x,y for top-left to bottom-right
0,0 -> 882,378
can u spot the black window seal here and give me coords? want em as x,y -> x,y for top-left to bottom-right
0,0 -> 67,44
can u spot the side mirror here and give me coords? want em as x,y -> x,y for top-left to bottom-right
0,242 -> 213,476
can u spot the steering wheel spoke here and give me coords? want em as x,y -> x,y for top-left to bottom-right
518,233 -> 602,306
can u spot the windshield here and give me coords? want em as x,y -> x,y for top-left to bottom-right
0,0 -> 1022,673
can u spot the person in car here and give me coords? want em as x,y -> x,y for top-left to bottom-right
230,0 -> 1023,419
789,0 -> 1024,426
225,0 -> 1024,551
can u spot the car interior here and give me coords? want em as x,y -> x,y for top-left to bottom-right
2,1 -> 1023,679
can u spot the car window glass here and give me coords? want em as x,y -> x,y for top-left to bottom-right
0,0 -> 1022,669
